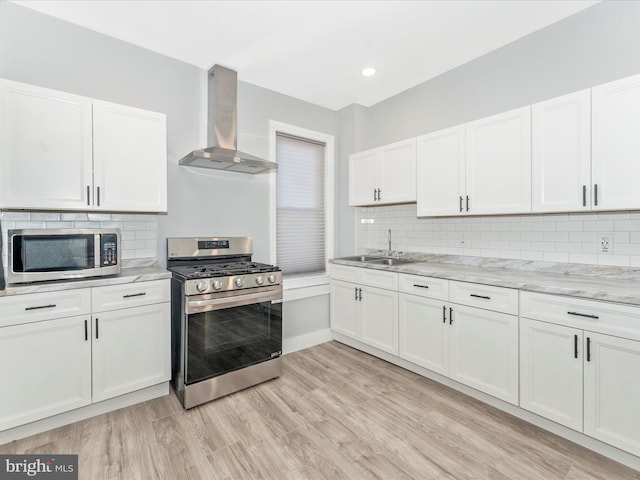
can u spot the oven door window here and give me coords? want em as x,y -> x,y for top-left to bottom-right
185,300 -> 282,384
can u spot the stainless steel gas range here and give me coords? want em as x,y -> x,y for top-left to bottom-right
167,236 -> 283,409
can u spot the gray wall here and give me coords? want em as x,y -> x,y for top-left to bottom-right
0,2 -> 337,342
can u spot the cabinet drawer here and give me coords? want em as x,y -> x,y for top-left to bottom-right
330,264 -> 398,290
520,291 -> 640,341
330,264 -> 361,283
399,274 -> 449,300
0,289 -> 91,327
92,279 -> 170,312
450,281 -> 518,315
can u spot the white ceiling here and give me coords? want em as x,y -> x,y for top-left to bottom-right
13,0 -> 599,110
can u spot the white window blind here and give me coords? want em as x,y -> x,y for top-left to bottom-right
276,132 -> 326,276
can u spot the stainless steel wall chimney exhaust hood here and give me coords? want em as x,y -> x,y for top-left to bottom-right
179,65 -> 277,174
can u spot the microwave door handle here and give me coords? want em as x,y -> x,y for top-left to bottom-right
95,234 -> 101,268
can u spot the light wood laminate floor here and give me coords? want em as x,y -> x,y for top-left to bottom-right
2,341 -> 639,480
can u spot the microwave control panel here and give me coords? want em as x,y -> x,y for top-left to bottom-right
101,234 -> 119,266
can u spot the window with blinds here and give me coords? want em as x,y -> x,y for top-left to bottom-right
276,132 -> 326,276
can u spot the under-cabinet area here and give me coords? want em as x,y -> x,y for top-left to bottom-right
329,260 -> 640,465
0,278 -> 170,439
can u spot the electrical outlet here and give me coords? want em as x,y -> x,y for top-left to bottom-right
599,233 -> 613,254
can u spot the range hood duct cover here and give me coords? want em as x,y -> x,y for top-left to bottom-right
179,65 -> 277,174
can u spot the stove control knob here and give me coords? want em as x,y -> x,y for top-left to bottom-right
268,274 -> 277,284
255,275 -> 264,285
212,280 -> 222,291
234,277 -> 245,288
196,281 -> 208,293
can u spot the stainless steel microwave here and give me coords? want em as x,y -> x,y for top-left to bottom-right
8,228 -> 121,284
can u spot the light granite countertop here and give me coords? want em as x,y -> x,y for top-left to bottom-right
0,264 -> 171,298
330,253 -> 640,306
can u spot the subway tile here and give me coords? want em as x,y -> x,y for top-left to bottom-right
544,213 -> 569,222
555,221 -> 583,232
15,222 -> 45,229
614,220 -> 640,232
0,212 -> 30,221
489,240 -> 509,250
87,213 -> 112,222
60,213 -> 88,221
569,213 -> 597,222
543,232 -> 569,242
46,221 -> 74,229
555,242 -> 583,253
521,251 -> 544,261
611,243 -> 640,255
598,212 -> 629,220
544,252 -> 569,262
499,231 -> 521,241
583,221 -> 613,232
30,212 -> 60,221
570,231 -> 598,243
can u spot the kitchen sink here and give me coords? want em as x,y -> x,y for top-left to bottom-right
336,255 -> 380,262
366,257 -> 415,266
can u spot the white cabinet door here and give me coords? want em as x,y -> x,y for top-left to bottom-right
92,302 -> 170,402
417,125 -> 466,216
348,150 -> 378,206
0,315 -> 91,431
466,106 -> 531,215
519,318 -> 583,431
330,280 -> 359,339
584,332 -> 640,457
449,304 -> 519,405
93,100 -> 167,212
532,89 -> 591,213
399,294 -> 449,375
0,79 -> 93,209
378,138 -> 416,204
360,285 -> 398,355
592,73 -> 640,210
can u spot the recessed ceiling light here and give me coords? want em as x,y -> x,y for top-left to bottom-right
361,67 -> 376,77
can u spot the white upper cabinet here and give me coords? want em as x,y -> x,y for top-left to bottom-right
0,79 -> 93,210
416,125 -> 466,216
465,106 -> 531,215
417,107 -> 531,216
0,78 -> 167,212
93,100 -> 167,212
532,89 -> 592,213
349,138 -> 416,206
592,73 -> 640,211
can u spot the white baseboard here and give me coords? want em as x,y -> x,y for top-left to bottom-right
283,328 -> 333,354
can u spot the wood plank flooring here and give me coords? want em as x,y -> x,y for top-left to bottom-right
2,341 -> 639,480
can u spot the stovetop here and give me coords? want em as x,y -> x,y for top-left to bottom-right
169,261 -> 280,280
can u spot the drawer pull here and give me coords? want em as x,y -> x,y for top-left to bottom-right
470,294 -> 491,300
567,311 -> 599,320
123,292 -> 147,298
25,304 -> 56,311
413,284 -> 429,289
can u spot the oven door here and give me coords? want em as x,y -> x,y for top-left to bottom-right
184,286 -> 282,385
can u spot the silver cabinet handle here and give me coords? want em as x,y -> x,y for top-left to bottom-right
583,185 -> 587,207
97,186 -> 101,206
594,184 -> 598,206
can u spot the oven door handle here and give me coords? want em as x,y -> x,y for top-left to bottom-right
186,288 -> 282,314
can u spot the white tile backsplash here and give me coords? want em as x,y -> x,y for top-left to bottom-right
0,211 -> 158,268
355,204 -> 640,267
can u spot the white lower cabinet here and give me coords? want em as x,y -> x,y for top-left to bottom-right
520,291 -> 640,457
449,303 -> 519,405
399,293 -> 450,376
92,303 -> 170,402
0,279 -> 170,432
398,276 -> 519,405
330,265 -> 398,355
0,315 -> 92,431
519,318 -> 584,431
